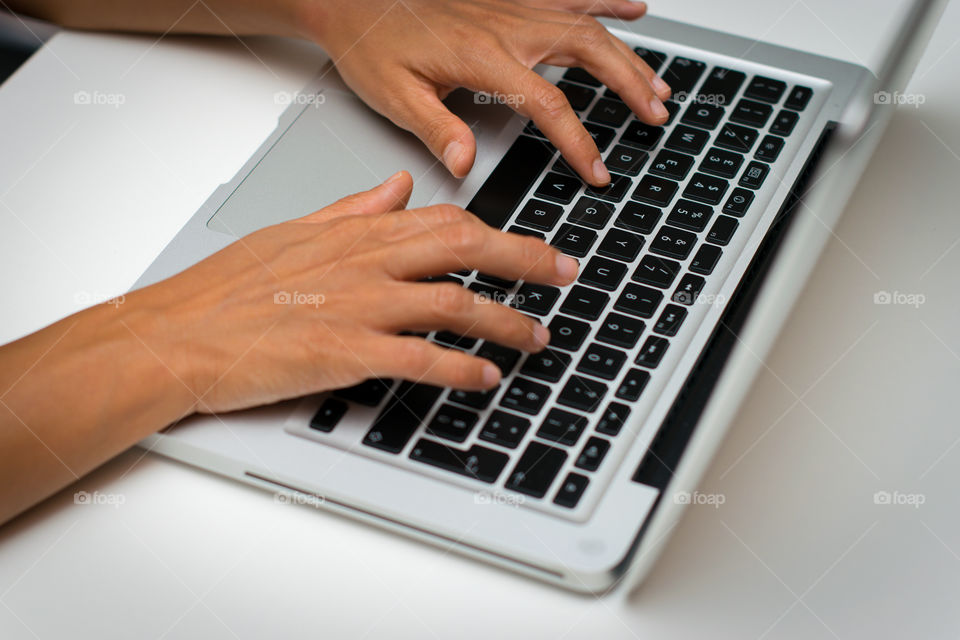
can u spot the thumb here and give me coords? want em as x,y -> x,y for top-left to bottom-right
395,85 -> 476,178
302,170 -> 414,223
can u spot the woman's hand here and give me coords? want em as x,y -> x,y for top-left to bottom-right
134,171 -> 578,414
298,0 -> 671,186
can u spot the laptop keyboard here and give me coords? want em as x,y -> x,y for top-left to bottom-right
294,45 -> 819,516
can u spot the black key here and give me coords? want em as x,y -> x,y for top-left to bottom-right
557,80 -> 596,111
730,99 -> 773,128
716,123 -> 759,153
520,348 -> 571,383
739,161 -> 769,190
507,441 -> 567,498
665,125 -> 709,155
479,410 -> 531,449
434,331 -> 478,350
681,103 -> 725,130
770,109 -> 799,136
632,175 -> 678,207
784,85 -> 813,111
597,402 -> 631,436
508,224 -> 545,239
579,256 -> 627,291
700,147 -> 744,178
667,198 -> 714,232
557,375 -> 608,413
554,472 -> 589,508
616,368 -> 650,401
662,57 -> 706,99
697,67 -> 746,107
335,378 -> 393,407
538,408 -> 588,446
663,100 -> 681,125
563,67 -> 601,87
620,121 -> 664,150
310,398 -> 348,433
577,343 -> 627,380
707,215 -> 739,245
513,283 -> 560,316
466,135 -> 553,229
597,228 -> 645,262
422,274 -> 464,285
605,145 -> 648,177
516,199 -> 564,231
535,171 -> 582,204
476,341 -> 521,375
560,285 -> 610,321
650,225 -> 697,260
722,187 -> 755,217
551,155 -> 575,176
672,273 -> 706,305
653,304 -> 687,336
596,312 -> 645,349
584,174 -> 631,203
745,75 -> 787,103
584,122 -> 616,152
683,173 -> 729,205
551,223 -> 597,258
468,282 -> 509,306
690,243 -> 722,275
575,436 -> 610,471
615,283 -> 663,319
500,377 -> 551,415
633,255 -> 681,288
587,98 -> 631,128
428,403 -> 479,442
524,121 -> 547,139
634,47 -> 667,72
649,149 -> 695,181
755,135 -> 784,163
615,201 -> 661,234
410,439 -> 509,484
449,386 -> 499,410
476,273 -> 516,290
635,336 -> 670,368
363,382 -> 443,453
548,315 -> 590,352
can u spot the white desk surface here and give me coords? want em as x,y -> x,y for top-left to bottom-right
2,1 -> 959,638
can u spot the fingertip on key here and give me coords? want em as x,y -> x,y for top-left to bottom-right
556,254 -> 579,283
592,158 -> 611,186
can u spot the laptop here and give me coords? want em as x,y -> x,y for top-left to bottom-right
133,0 -> 946,593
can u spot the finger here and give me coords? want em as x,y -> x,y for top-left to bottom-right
522,0 -> 648,20
380,217 -> 580,285
607,35 -> 672,100
361,335 -> 503,390
300,170 -> 413,223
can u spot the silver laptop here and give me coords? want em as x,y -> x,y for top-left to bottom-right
133,1 -> 945,593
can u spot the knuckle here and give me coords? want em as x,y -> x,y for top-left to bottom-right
532,83 -> 570,120
440,221 -> 487,252
573,20 -> 607,49
430,283 -> 473,317
393,339 -> 434,375
429,203 -> 471,226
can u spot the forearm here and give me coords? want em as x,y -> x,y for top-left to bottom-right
0,294 -> 196,525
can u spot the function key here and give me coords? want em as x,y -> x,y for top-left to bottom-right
554,472 -> 590,509
557,375 -> 608,413
744,75 -> 787,103
634,47 -> 667,72
633,254 -> 681,289
584,174 -> 631,203
584,122 -> 617,152
739,161 -> 770,190
500,377 -> 551,415
577,343 -> 628,380
667,198 -> 714,232
479,410 -> 531,449
616,368 -> 651,401
615,283 -> 664,319
512,283 -> 560,316
665,125 -> 710,155
716,123 -> 759,153
730,99 -> 773,128
650,225 -> 698,260
632,175 -> 678,208
649,149 -> 695,181
681,103 -> 725,130
672,273 -> 706,305
410,439 -> 509,484
722,187 -> 755,217
557,80 -> 596,111
615,201 -> 662,234
635,336 -> 670,368
587,98 -> 631,128
707,215 -> 740,246
690,243 -> 723,275
516,199 -> 564,231
597,402 -> 631,436
662,57 -> 707,99
755,135 -> 784,163
620,121 -> 664,150
310,398 -> 348,433
538,408 -> 588,446
548,315 -> 591,352
596,312 -> 646,349
335,378 -> 394,407
560,285 -> 610,321
551,223 -> 598,257
605,145 -> 649,177
579,255 -> 628,291
769,110 -> 799,136
597,227 -> 645,262
507,441 -> 567,498
575,436 -> 611,472
784,85 -> 813,111
427,404 -> 479,442
697,67 -> 746,107
563,67 -> 601,87
535,172 -> 582,204
520,348 -> 571,383
700,147 -> 744,179
653,304 -> 687,336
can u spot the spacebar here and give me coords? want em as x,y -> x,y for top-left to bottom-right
466,135 -> 554,229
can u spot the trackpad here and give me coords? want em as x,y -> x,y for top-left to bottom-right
207,89 -> 447,237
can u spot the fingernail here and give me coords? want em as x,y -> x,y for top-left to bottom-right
482,363 -> 501,387
384,170 -> 405,185
653,76 -> 670,95
592,158 -> 610,185
443,141 -> 465,177
650,98 -> 669,120
533,323 -> 551,349
556,254 -> 579,282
